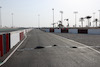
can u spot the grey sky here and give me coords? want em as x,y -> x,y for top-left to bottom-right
0,0 -> 100,27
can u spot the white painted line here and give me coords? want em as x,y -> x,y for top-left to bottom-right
51,33 -> 100,54
0,34 -> 27,66
45,46 -> 52,48
66,38 -> 100,54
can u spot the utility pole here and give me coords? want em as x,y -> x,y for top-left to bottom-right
74,11 -> 78,27
98,10 -> 100,27
38,14 -> 40,28
11,13 -> 14,28
60,11 -> 63,25
52,8 -> 54,28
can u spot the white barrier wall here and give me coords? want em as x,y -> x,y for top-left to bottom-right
88,29 -> 100,34
10,29 -> 32,48
45,29 -> 50,32
23,30 -> 26,35
54,29 -> 61,33
69,29 -> 78,34
10,32 -> 20,48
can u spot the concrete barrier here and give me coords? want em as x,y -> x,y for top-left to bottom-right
6,33 -> 10,53
88,29 -> 100,35
41,28 -> 100,35
0,28 -> 32,57
50,28 -> 54,32
3,34 -> 6,54
78,29 -> 88,34
61,28 -> 68,33
69,29 -> 78,34
0,34 -> 3,57
45,29 -> 50,32
54,29 -> 61,33
10,32 -> 20,48
20,32 -> 24,41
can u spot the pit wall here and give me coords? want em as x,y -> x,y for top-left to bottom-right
43,28 -> 100,35
0,29 -> 32,57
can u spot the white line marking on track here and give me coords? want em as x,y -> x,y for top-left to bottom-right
0,35 -> 27,66
51,33 -> 100,54
45,46 -> 52,48
67,38 -> 100,54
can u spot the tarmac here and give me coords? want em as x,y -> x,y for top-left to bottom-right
1,29 -> 100,67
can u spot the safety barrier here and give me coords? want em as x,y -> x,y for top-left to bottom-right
0,34 -> 3,57
50,28 -> 54,32
78,29 -> 88,34
54,28 -> 61,33
6,33 -> 10,53
41,28 -> 100,35
20,32 -> 24,41
0,33 -> 10,57
88,29 -> 100,35
69,29 -> 78,34
0,28 -> 32,57
61,28 -> 68,33
10,32 -> 20,48
45,29 -> 50,32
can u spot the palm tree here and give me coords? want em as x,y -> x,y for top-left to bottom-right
85,16 -> 92,27
94,18 -> 98,27
80,17 -> 84,27
58,21 -> 64,28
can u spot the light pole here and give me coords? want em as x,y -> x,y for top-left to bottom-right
11,13 -> 14,28
64,19 -> 69,27
0,6 -> 2,28
98,10 -> 100,26
93,12 -> 95,27
74,11 -> 78,27
60,11 -> 63,25
52,8 -> 54,28
38,14 -> 40,28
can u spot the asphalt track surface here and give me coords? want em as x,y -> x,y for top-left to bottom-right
2,29 -> 100,67
54,33 -> 100,51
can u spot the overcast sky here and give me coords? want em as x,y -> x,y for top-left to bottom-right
0,0 -> 100,27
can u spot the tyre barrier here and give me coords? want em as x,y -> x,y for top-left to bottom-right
45,29 -> 50,32
69,29 -> 78,34
78,29 -> 88,34
0,29 -> 32,57
54,28 -> 61,33
42,28 -> 100,35
50,28 -> 54,32
61,28 -> 68,33
88,29 -> 100,35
